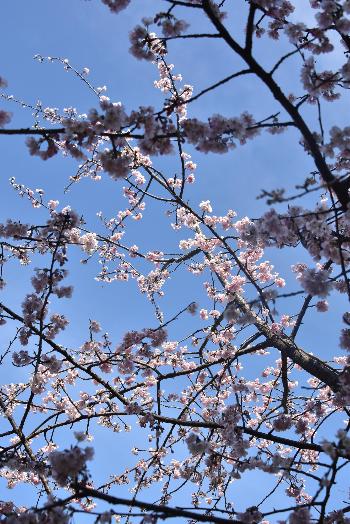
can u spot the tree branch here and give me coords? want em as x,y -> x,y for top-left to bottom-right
75,486 -> 242,523
202,0 -> 350,210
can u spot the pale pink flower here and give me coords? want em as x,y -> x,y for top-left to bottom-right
48,446 -> 94,486
316,300 -> 329,312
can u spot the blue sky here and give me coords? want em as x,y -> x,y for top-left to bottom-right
1,1 -> 350,521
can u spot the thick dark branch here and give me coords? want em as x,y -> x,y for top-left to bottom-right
163,0 -> 203,7
245,2 -> 256,53
0,127 -> 65,135
230,292 -> 341,393
281,353 -> 289,413
0,127 -> 148,139
75,486 -> 241,523
337,31 -> 350,53
163,32 -> 221,40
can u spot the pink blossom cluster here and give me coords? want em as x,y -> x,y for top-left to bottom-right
272,413 -> 292,431
21,294 -> 47,325
129,26 -> 166,61
91,97 -> 127,131
0,110 -> 11,128
48,446 -> 94,486
288,507 -> 311,524
156,15 -> 189,38
31,267 -> 72,301
0,75 -> 11,128
253,0 -> 294,19
31,268 -> 68,295
219,405 -> 250,458
236,506 -> 263,524
294,265 -> 333,298
235,205 -> 350,270
137,269 -> 169,298
324,125 -> 350,162
80,232 -> 99,254
0,503 -> 69,523
101,0 -> 130,14
311,0 -> 350,32
186,433 -> 210,455
251,0 -> 294,39
26,136 -> 59,161
46,314 -> 69,339
118,327 -> 167,352
12,350 -> 33,367
300,57 -> 340,102
45,207 -> 80,233
182,112 -> 259,153
154,62 -> 193,121
0,220 -> 28,239
99,150 -> 133,179
26,94 -> 180,174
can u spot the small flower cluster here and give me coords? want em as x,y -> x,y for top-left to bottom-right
294,265 -> 333,298
48,446 -> 94,486
101,0 -> 130,14
0,503 -> 69,524
300,57 -> 340,102
0,75 -> 11,127
154,14 -> 189,38
312,0 -> 350,33
129,26 -> 166,61
186,433 -> 209,455
182,112 -> 259,153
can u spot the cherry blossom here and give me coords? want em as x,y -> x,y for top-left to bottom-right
1,1 -> 350,523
